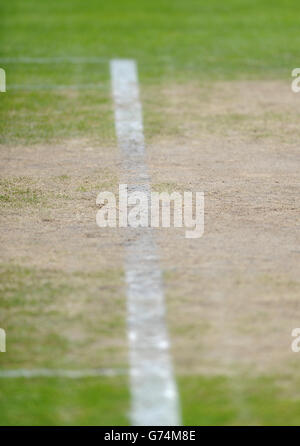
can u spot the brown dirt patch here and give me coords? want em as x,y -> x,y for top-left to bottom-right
0,137 -> 127,369
145,80 -> 300,376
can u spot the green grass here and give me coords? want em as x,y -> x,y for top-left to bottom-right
179,375 -> 300,426
0,264 -> 126,370
0,265 -> 128,426
1,0 -> 300,426
0,377 -> 129,425
1,0 -> 300,144
0,89 -> 114,145
1,0 -> 300,81
3,373 -> 300,426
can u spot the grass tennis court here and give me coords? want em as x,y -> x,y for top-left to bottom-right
1,0 -> 300,425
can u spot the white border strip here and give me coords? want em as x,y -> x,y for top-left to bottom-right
0,368 -> 125,378
110,59 -> 181,426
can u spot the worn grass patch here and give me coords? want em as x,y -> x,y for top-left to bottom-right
0,174 -> 110,208
0,177 -> 48,207
0,89 -> 114,146
0,264 -> 127,370
143,80 -> 300,145
1,1 -> 300,146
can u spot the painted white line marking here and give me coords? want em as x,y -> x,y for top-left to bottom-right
0,368 -> 125,378
110,59 -> 181,426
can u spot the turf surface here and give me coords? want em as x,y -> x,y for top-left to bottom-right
0,377 -> 129,425
1,0 -> 300,426
1,0 -> 300,81
2,0 -> 300,145
179,375 -> 300,426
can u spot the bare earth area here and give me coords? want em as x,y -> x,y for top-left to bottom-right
0,80 -> 299,380
0,138 -> 127,369
145,80 -> 300,377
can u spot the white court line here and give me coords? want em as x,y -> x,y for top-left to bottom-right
110,59 -> 181,426
0,368 -> 125,378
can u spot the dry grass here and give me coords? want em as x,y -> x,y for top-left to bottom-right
144,80 -> 300,376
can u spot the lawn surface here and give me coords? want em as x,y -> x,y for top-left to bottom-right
1,0 -> 300,81
2,0 -> 300,145
0,377 -> 129,425
1,0 -> 300,426
179,375 -> 300,426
